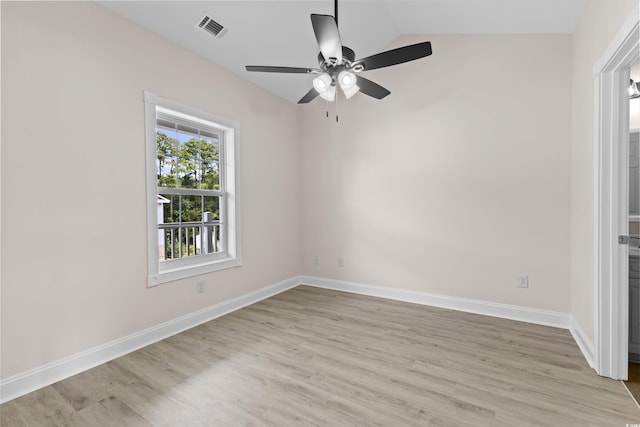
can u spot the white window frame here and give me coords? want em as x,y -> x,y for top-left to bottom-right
144,91 -> 241,286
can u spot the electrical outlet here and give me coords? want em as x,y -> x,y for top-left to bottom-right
517,275 -> 529,288
196,280 -> 205,293
337,258 -> 344,268
313,256 -> 319,265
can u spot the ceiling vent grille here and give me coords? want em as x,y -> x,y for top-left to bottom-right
196,14 -> 227,39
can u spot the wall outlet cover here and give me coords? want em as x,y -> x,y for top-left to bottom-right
517,275 -> 529,288
196,281 -> 205,293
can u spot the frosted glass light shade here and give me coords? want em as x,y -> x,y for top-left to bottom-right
319,85 -> 336,101
339,71 -> 355,88
342,83 -> 360,99
338,71 -> 359,99
338,71 -> 356,89
313,73 -> 332,93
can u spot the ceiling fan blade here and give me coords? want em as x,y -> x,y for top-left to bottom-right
356,76 -> 391,99
355,41 -> 432,71
298,88 -> 319,104
246,66 -> 316,74
311,14 -> 342,64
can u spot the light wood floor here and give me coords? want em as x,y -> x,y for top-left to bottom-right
2,285 -> 639,426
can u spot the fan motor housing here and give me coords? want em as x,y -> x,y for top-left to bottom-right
318,46 -> 356,69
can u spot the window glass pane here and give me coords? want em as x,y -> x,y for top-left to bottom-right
195,160 -> 203,188
180,195 -> 202,223
203,196 -> 221,254
158,193 -> 178,262
160,194 -> 179,224
166,227 -> 182,260
176,131 -> 199,189
177,156 -> 198,189
161,228 -> 177,261
156,128 -> 178,188
201,137 -> 220,190
204,196 -> 220,220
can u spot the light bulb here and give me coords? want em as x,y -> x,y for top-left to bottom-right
313,73 -> 332,93
340,73 -> 353,86
338,71 -> 356,90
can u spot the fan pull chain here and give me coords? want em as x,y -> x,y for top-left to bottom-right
336,91 -> 339,122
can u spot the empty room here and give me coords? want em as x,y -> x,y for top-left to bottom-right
2,0 -> 640,425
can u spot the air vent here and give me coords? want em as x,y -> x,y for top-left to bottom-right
196,14 -> 227,39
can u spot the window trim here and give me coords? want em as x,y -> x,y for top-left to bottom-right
144,91 -> 241,286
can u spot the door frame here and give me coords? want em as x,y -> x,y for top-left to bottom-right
594,7 -> 639,380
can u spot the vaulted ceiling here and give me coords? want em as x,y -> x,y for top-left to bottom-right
99,0 -> 587,103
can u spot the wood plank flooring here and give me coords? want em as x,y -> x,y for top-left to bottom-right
2,285 -> 639,426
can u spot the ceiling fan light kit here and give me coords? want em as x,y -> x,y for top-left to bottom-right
312,70 -> 360,100
245,0 -> 433,106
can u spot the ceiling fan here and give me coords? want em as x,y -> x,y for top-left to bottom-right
245,0 -> 433,104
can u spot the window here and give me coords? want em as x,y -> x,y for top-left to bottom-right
144,91 -> 240,286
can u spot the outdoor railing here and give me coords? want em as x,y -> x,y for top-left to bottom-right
158,218 -> 221,261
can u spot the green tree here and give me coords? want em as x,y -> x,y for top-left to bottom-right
200,138 -> 220,190
178,137 -> 199,189
156,131 -> 178,187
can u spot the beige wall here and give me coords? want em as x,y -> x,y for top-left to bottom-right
1,2 -> 301,378
301,34 -> 572,313
570,0 -> 638,343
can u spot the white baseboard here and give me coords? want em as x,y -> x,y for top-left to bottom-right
569,316 -> 595,369
300,276 -> 571,329
0,276 -> 301,404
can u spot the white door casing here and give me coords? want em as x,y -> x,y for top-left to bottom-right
594,7 -> 639,380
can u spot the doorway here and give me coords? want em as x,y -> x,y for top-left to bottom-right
594,13 -> 639,380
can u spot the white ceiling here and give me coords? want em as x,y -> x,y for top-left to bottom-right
98,0 -> 587,103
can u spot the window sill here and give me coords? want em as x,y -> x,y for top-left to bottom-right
148,257 -> 242,287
